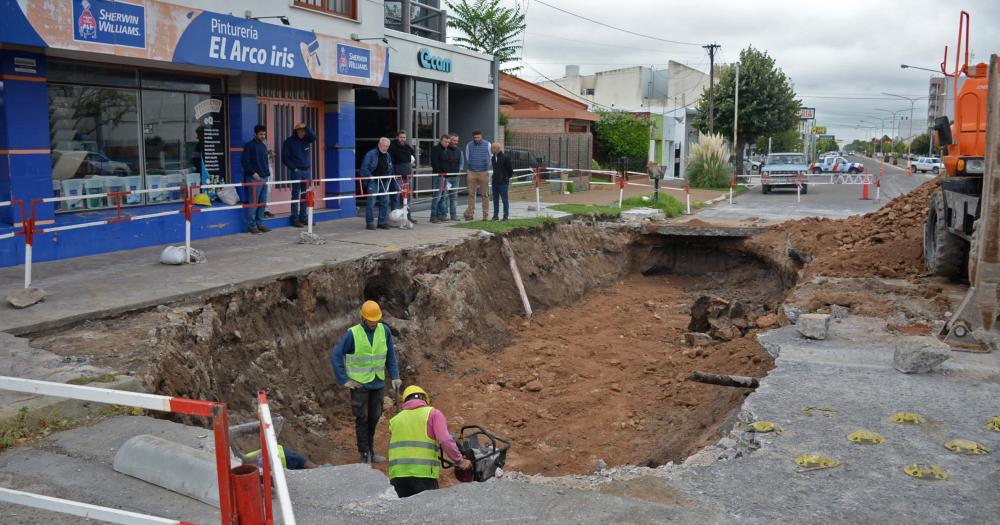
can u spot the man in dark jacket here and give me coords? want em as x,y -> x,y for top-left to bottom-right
281,123 -> 316,228
490,143 -> 514,221
429,134 -> 450,223
241,124 -> 271,234
438,132 -> 463,221
387,130 -> 417,223
359,138 -> 393,230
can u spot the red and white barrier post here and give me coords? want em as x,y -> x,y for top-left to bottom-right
876,175 -> 881,200
534,167 -> 542,217
729,176 -> 734,205
20,202 -> 33,289
306,186 -> 315,235
258,391 -> 296,525
685,181 -> 691,214
402,180 -> 411,223
796,175 -> 802,203
181,186 -> 193,263
617,171 -> 625,208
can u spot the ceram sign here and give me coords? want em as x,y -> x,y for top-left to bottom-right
418,47 -> 452,73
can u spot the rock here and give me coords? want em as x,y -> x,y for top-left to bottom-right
718,437 -> 737,449
688,295 -> 731,332
755,314 -> 778,328
683,332 -> 713,347
7,287 -> 46,309
712,324 -> 741,341
893,336 -> 951,373
830,304 -> 849,320
796,313 -> 831,340
783,304 -> 802,325
523,380 -> 543,392
595,458 -> 607,472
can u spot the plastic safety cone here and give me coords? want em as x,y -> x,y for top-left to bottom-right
861,172 -> 871,200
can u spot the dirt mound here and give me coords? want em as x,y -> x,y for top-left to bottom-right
753,178 -> 939,279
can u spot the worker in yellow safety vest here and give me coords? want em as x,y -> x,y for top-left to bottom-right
388,385 -> 471,498
244,445 -> 317,470
332,300 -> 402,464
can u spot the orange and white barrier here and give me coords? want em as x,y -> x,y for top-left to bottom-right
258,391 -> 295,525
0,375 -> 238,525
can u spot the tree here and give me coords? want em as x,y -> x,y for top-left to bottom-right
593,110 -> 650,168
693,46 -> 800,174
909,133 -> 942,157
446,0 -> 526,72
816,137 -> 838,154
753,128 -> 802,154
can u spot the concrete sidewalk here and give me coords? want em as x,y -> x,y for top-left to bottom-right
0,201 -> 568,335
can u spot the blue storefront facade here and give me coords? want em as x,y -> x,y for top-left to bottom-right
0,0 -> 391,267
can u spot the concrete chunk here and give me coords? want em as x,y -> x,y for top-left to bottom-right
7,287 -> 46,309
893,335 -> 951,374
830,304 -> 849,320
621,207 -> 665,222
796,313 -> 830,340
783,304 -> 802,325
683,332 -> 713,346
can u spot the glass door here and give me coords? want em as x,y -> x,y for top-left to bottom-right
256,98 -> 325,213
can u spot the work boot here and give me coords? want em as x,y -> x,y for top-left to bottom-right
366,223 -> 377,230
370,454 -> 386,464
360,452 -> 371,464
291,219 -> 305,228
430,217 -> 441,224
248,227 -> 262,235
258,225 -> 272,233
377,224 -> 390,230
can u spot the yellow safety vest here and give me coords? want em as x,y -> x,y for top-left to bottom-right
345,323 -> 387,384
388,406 -> 440,480
246,446 -> 286,468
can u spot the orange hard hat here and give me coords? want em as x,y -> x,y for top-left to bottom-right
361,300 -> 382,322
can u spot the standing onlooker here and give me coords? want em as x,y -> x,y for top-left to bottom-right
440,132 -> 463,221
388,130 -> 417,223
331,300 -> 402,464
490,143 -> 513,221
241,124 -> 271,234
464,131 -> 491,221
281,122 -> 316,228
429,134 -> 450,223
359,138 -> 393,230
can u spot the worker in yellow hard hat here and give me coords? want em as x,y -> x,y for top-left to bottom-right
387,385 -> 471,498
332,300 -> 401,465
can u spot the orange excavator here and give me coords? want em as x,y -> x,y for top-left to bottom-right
925,10 -> 999,350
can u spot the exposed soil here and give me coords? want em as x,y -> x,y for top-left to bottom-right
27,222 -> 790,476
751,178 -> 939,280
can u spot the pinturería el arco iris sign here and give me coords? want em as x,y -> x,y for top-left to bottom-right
418,47 -> 452,73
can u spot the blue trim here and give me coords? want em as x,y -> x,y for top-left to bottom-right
325,102 -> 356,216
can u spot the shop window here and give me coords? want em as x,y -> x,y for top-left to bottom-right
141,71 -> 223,94
384,1 -> 403,31
410,1 -> 443,41
294,0 -> 356,19
48,61 -> 137,88
48,85 -> 140,211
414,80 -> 436,111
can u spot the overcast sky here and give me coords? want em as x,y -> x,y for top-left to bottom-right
499,0 -> 1000,144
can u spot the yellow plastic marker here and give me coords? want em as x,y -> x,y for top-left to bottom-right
944,439 -> 989,455
890,412 -> 924,424
984,416 -> 1000,432
904,463 -> 948,480
847,430 -> 885,445
794,454 -> 838,470
749,421 -> 778,433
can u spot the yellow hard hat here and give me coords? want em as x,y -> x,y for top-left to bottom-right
361,300 -> 382,322
401,385 -> 429,404
193,193 -> 212,206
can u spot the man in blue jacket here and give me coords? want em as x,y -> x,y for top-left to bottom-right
331,300 -> 402,464
241,125 -> 271,234
359,138 -> 393,230
464,130 -> 491,221
281,122 -> 316,228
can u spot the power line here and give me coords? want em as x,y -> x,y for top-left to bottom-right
525,32 -> 702,54
533,0 -> 702,47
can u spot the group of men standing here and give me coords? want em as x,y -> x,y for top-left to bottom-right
331,300 -> 471,498
241,123 -> 514,233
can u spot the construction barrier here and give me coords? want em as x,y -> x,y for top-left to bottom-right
0,375 -> 238,525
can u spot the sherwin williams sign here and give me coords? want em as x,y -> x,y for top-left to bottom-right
72,0 -> 146,48
1,0 -> 388,87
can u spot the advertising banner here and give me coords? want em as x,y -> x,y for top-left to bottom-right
2,0 -> 388,87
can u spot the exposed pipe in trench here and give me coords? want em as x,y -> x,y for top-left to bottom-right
501,237 -> 533,318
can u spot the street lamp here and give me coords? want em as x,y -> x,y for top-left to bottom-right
874,108 -> 908,155
900,64 -> 940,74
883,93 -> 930,172
862,116 -> 888,155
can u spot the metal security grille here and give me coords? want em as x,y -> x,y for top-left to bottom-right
504,133 -> 593,171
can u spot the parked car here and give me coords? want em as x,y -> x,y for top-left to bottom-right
913,156 -> 944,174
760,152 -> 809,194
809,155 -> 864,174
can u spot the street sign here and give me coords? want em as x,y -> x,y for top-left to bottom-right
798,107 -> 816,119
812,126 -> 827,134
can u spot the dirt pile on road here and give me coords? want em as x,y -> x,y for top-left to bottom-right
754,178 -> 939,279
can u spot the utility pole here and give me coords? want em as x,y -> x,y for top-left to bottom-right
703,43 -> 720,133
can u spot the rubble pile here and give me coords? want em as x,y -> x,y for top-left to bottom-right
755,178 -> 939,279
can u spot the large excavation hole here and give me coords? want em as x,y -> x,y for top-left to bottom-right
27,225 -> 792,477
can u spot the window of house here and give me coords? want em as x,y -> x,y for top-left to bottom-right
295,0 -> 356,19
47,60 -> 225,212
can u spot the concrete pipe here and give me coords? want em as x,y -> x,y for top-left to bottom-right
113,434 -> 232,508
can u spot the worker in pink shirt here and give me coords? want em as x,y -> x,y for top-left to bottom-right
387,385 -> 471,498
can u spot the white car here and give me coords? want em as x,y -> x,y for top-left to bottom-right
914,156 -> 944,174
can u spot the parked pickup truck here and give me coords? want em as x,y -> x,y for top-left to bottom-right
760,152 -> 809,194
913,156 -> 944,174
809,155 -> 864,174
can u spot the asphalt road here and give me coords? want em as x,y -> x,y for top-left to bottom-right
690,154 -> 931,226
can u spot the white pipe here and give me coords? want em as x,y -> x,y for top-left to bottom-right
24,243 -> 32,289
501,238 -> 532,318
686,193 -> 691,214
259,398 -> 296,525
535,186 -> 541,218
184,218 -> 192,264
797,183 -> 801,203
307,205 -> 314,234
0,488 -> 182,525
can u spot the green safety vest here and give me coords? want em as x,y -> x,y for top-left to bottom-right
246,446 -> 286,468
345,323 -> 388,384
388,406 -> 440,480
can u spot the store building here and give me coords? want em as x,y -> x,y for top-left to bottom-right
0,0 -> 498,267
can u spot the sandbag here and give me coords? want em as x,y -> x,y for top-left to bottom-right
160,246 -> 207,265
388,208 -> 413,229
218,186 -> 240,205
